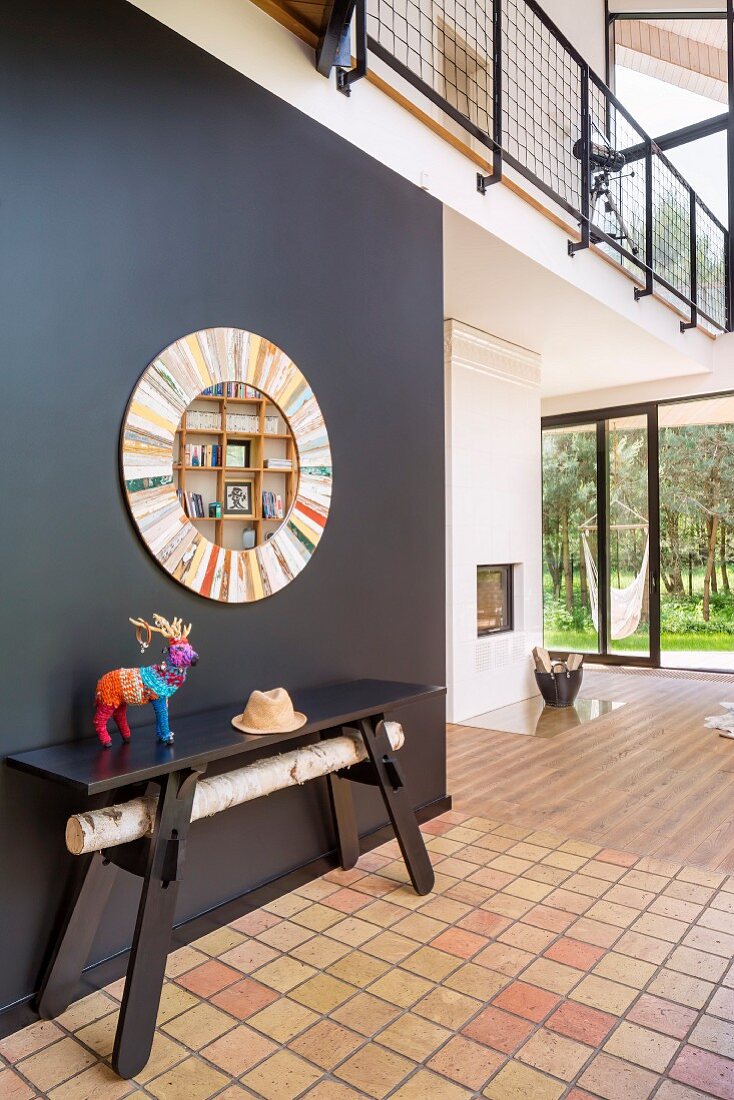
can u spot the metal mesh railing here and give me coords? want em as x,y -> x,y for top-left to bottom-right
367,0 -> 495,147
588,77 -> 647,278
696,200 -> 727,331
366,0 -> 729,332
652,155 -> 691,310
502,0 -> 582,213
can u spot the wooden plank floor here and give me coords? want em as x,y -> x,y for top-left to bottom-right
448,668 -> 734,873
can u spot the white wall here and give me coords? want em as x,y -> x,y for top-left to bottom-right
446,321 -> 542,722
544,0 -> 607,74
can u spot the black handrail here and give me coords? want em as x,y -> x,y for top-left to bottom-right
366,0 -> 729,332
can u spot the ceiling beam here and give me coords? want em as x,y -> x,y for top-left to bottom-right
619,111 -> 727,164
655,110 -> 728,149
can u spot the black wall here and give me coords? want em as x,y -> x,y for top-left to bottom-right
0,0 -> 445,1010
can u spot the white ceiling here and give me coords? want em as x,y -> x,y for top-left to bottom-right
443,207 -> 711,399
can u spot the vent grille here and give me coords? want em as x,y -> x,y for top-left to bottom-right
475,632 -> 528,673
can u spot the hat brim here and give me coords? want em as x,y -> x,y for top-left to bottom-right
231,711 -> 308,735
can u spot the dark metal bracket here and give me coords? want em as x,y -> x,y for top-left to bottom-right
568,233 -> 590,258
477,0 -> 503,196
336,0 -> 366,97
316,0 -> 366,96
316,0 -> 353,76
476,171 -> 501,195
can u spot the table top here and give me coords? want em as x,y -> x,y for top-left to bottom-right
5,679 -> 445,795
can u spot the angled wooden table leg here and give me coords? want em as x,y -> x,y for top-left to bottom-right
326,770 -> 360,870
320,727 -> 360,870
358,717 -> 434,895
37,850 -> 119,1020
112,768 -> 201,1079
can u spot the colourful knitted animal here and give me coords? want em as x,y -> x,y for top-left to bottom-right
94,615 -> 198,747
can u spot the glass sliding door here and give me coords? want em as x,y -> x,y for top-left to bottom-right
659,396 -> 734,671
544,395 -> 734,671
542,410 -> 657,665
606,414 -> 652,659
542,424 -> 600,655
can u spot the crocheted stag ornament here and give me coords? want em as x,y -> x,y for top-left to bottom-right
94,615 -> 198,748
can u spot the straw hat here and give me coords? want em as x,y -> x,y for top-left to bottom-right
231,688 -> 307,735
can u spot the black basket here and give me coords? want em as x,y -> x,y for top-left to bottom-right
535,666 -> 583,708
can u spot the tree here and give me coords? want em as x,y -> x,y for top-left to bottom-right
542,428 -> 596,617
653,184 -> 726,332
660,422 -> 734,621
721,523 -> 730,594
659,427 -> 696,596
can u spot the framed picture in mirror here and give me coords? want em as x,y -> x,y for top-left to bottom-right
224,478 -> 254,516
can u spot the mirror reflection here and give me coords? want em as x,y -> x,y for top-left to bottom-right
174,382 -> 299,550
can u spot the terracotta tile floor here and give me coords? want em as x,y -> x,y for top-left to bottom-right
2,811 -> 734,1099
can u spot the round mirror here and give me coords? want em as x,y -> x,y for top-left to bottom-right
120,328 -> 332,603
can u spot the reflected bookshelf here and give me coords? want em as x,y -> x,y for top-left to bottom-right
173,383 -> 299,550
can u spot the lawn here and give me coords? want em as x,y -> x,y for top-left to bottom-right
543,627 -> 734,653
543,568 -> 734,655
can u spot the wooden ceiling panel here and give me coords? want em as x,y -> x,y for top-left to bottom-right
615,17 -> 726,103
279,0 -> 331,35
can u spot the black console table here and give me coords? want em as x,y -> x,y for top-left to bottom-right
6,678 -> 444,1078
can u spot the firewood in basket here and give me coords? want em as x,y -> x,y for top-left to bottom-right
532,647 -> 553,673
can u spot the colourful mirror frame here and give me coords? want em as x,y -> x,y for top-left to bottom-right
121,328 -> 332,603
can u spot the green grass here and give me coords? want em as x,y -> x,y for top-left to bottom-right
663,634 -> 734,652
544,628 -> 734,653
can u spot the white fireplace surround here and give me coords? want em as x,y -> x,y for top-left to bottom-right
445,320 -> 543,723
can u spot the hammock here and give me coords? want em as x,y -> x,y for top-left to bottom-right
580,507 -> 650,640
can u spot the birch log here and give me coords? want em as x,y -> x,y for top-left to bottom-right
65,722 -> 404,856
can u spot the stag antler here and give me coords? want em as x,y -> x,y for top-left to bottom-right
129,614 -> 192,640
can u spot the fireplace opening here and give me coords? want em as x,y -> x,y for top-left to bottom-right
477,564 -> 514,636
